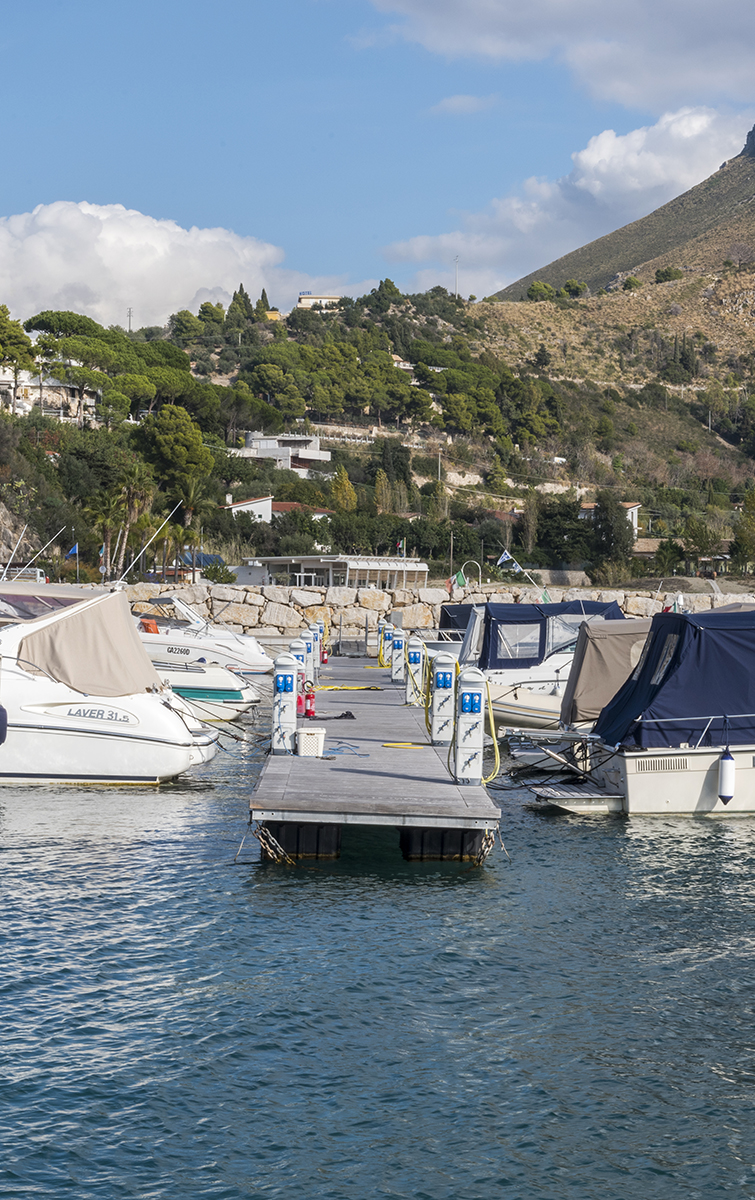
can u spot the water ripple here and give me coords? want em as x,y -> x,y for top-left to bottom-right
3,724 -> 755,1197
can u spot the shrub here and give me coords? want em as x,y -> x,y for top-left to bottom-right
655,267 -> 685,283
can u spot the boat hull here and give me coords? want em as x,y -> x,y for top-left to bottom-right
0,720 -> 217,784
534,743 -> 755,815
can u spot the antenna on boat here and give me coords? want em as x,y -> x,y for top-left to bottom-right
1,525 -> 28,582
19,526 -> 67,576
115,503 -> 182,585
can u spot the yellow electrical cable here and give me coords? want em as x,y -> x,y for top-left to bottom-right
482,678 -> 501,785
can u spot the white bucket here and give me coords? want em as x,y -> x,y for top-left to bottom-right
296,726 -> 326,757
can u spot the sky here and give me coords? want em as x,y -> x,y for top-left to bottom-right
0,0 -> 754,325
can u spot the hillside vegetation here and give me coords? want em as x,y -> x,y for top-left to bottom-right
6,257 -> 755,583
494,133 -> 755,300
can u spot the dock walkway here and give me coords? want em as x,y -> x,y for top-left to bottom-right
250,658 -> 501,859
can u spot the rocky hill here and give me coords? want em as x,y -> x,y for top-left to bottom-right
493,126 -> 755,300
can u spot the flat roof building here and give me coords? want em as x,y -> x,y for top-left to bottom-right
232,554 -> 429,589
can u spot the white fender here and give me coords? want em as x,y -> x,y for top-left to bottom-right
718,749 -> 735,805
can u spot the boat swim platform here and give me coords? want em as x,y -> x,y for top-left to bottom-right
250,658 -> 501,860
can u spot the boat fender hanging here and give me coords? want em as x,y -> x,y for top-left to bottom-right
0,704 -> 7,745
718,749 -> 735,805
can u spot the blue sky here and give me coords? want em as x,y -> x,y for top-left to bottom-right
1,0 -> 753,323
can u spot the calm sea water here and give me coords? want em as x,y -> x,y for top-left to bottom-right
3,719 -> 755,1199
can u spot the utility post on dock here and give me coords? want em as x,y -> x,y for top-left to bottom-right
251,653 -> 500,864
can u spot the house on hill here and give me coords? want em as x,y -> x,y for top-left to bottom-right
579,500 -> 641,539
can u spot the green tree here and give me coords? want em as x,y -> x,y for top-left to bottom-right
681,516 -> 720,566
115,461 -> 155,576
533,344 -> 552,369
527,281 -> 556,302
592,490 -> 634,563
139,405 -> 214,495
97,389 -> 131,430
168,310 -> 204,343
655,267 -> 685,283
622,276 -> 642,291
86,488 -> 125,580
0,305 -> 36,414
652,539 -> 684,574
374,468 -> 393,514
331,464 -> 357,512
562,279 -> 587,297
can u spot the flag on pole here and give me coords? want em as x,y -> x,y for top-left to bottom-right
445,569 -> 466,596
496,548 -> 522,572
65,543 -> 78,559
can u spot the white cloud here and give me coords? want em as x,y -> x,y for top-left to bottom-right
427,93 -> 496,116
0,201 -> 375,326
368,0 -> 755,110
385,107 -> 754,297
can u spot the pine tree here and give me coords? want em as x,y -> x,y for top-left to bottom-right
260,288 -> 270,311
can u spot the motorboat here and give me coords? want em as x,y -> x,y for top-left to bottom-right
452,600 -> 624,726
0,590 -> 218,784
134,594 -> 274,677
150,659 -> 260,721
500,617 -> 652,769
530,607 -> 755,815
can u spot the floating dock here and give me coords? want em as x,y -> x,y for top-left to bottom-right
250,658 -> 501,861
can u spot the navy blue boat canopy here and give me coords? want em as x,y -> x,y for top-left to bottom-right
439,603 -> 474,631
479,600 -> 624,671
594,609 -> 755,748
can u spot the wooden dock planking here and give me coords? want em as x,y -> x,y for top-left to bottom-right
251,659 -> 501,830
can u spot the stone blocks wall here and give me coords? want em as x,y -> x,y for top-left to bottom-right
123,579 -> 754,639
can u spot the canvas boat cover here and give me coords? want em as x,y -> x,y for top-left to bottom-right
18,591 -> 164,697
478,600 -> 624,671
594,607 -> 755,748
560,617 -> 652,726
0,582 -> 98,622
439,604 -> 475,632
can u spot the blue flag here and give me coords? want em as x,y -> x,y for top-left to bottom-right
65,543 -> 78,559
497,548 -> 522,572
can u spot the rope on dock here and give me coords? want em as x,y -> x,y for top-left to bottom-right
315,684 -> 383,691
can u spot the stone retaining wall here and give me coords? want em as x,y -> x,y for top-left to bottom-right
124,580 -> 754,639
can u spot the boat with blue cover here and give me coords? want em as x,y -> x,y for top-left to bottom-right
532,606 -> 755,814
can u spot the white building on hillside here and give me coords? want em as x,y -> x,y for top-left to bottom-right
296,292 -> 342,309
228,431 -> 331,479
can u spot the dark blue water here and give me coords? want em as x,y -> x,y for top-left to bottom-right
4,725 -> 755,1199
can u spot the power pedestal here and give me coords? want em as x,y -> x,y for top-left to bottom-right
430,651 -> 457,745
272,652 -> 298,755
453,666 -> 486,784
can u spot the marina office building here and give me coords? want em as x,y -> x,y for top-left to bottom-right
231,554 -> 429,589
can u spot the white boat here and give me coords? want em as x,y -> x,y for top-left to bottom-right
0,590 -> 218,784
150,659 -> 260,721
450,600 -> 625,729
134,595 -> 274,677
531,607 -> 755,815
489,682 -> 563,729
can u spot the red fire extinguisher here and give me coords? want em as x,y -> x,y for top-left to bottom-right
304,684 -> 316,719
321,645 -> 329,666
296,666 -> 306,715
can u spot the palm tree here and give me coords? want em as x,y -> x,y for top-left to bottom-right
86,489 -> 125,579
172,475 -> 216,529
115,462 -> 155,578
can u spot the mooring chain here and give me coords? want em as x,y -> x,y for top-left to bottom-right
472,828 -> 496,866
250,822 -> 297,866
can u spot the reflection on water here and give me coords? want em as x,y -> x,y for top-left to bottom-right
3,721 -> 755,1198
